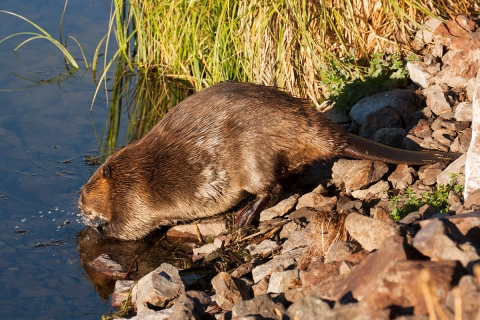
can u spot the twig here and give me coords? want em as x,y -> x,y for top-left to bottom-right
124,254 -> 139,280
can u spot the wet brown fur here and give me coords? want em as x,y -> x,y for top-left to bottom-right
78,81 -> 458,240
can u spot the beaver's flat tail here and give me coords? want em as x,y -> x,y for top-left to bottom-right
342,133 -> 461,165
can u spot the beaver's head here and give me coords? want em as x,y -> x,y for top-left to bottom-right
78,164 -> 112,225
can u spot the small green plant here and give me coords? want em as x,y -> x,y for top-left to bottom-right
323,53 -> 412,114
389,175 -> 464,221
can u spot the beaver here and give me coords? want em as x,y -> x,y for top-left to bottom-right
78,81 -> 459,240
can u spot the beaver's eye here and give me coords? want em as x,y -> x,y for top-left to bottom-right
85,189 -> 89,194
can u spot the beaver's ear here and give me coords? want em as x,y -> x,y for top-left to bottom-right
101,165 -> 111,179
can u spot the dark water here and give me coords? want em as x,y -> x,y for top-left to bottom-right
0,0 -> 119,318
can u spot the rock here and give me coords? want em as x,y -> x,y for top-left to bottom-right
399,211 -> 422,224
181,273 -> 204,289
464,68 -> 480,201
465,190 -> 480,209
448,190 -> 463,211
192,243 -> 217,260
345,212 -> 403,251
231,294 -> 285,320
213,235 -> 231,249
418,162 -> 447,185
252,257 -> 296,284
359,107 -> 402,140
450,128 -> 472,153
445,275 -> 480,320
359,260 -> 467,317
455,101 -> 473,121
418,211 -> 480,239
415,17 -> 442,46
431,128 -> 455,147
407,61 -> 434,88
267,269 -> 300,293
166,218 -> 226,240
296,193 -> 337,212
410,119 -> 433,138
246,239 -> 280,256
425,90 -> 452,116
283,295 -> 331,319
259,194 -> 299,221
287,207 -> 317,222
332,159 -> 389,193
373,127 -> 407,148
349,89 -> 418,125
281,228 -> 312,254
412,219 -> 480,268
336,195 -> 363,213
112,280 -> 135,308
252,277 -> 269,297
333,235 -> 412,301
211,272 -> 251,311
85,254 -> 127,280
388,164 -> 416,189
122,308 -> 173,320
279,220 -> 303,239
168,291 -> 211,320
436,153 -> 466,186
324,241 -> 362,264
230,263 -> 254,279
132,263 -> 185,314
420,136 -> 449,152
350,180 -> 389,201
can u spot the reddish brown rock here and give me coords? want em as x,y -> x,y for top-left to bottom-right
388,164 -> 416,189
296,192 -> 337,212
332,235 -> 412,302
211,272 -> 251,311
332,160 -> 389,193
360,260 -> 467,317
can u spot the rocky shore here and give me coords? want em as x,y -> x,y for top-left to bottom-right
99,15 -> 480,320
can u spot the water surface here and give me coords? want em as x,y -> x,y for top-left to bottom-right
0,0 -> 120,318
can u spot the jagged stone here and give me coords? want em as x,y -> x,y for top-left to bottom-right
332,159 -> 389,193
345,212 -> 403,251
373,127 -> 407,148
211,272 -> 251,311
166,218 -> 226,241
296,192 -> 337,211
412,218 -> 480,268
324,241 -> 362,264
388,164 -> 416,189
359,107 -> 402,140
252,257 -> 296,284
168,291 -> 211,320
132,263 -> 185,314
231,294 -> 285,320
259,194 -> 299,221
246,239 -> 280,256
267,269 -> 300,293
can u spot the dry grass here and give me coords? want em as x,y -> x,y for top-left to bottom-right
297,211 -> 350,270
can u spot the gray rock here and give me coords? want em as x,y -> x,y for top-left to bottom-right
418,162 -> 447,185
345,212 -> 402,251
192,243 -> 217,258
455,101 -> 473,121
451,128 -> 472,153
132,263 -> 185,314
211,272 -> 251,311
296,193 -> 337,211
325,241 -> 362,264
112,280 -> 135,308
407,61 -> 433,88
246,239 -> 280,256
120,308 -> 173,320
426,91 -> 452,116
231,294 -> 285,319
436,153 -> 466,186
259,194 -> 299,221
403,134 -> 425,151
415,17 -> 442,45
359,107 -> 402,140
349,90 -> 416,124
168,291 -> 211,320
420,136 -> 449,152
166,218 -> 226,240
432,128 -> 455,147
252,257 -> 296,284
332,159 -> 389,193
388,164 -> 416,189
373,127 -> 407,148
350,180 -> 389,201
281,229 -> 311,254
283,295 -> 331,319
412,218 -> 480,268
267,269 -> 299,293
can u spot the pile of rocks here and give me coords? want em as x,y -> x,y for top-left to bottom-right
107,16 -> 480,320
